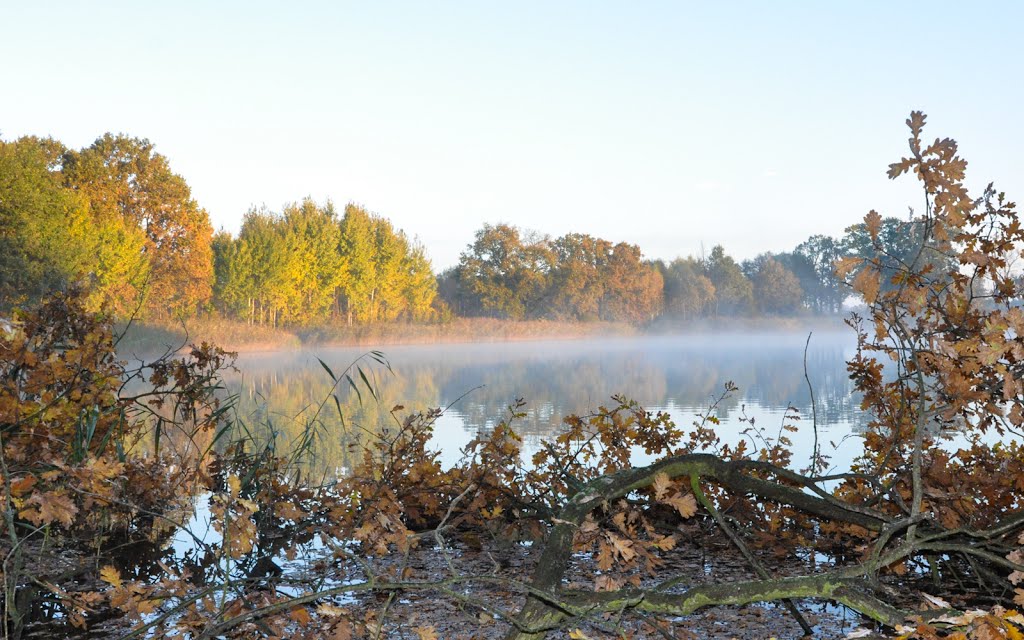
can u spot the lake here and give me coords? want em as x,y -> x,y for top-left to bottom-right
222,329 -> 868,475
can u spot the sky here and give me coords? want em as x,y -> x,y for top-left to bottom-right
2,2 -> 1022,270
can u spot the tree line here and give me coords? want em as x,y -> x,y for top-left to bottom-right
1,132 -> 935,327
211,201 -> 436,327
437,221 -> 929,323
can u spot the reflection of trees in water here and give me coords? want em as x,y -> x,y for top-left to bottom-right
438,354 -> 671,439
221,333 -> 863,469
440,336 -> 860,433
222,359 -> 443,472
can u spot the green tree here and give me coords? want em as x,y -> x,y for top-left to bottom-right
0,136 -> 85,305
211,230 -> 248,318
663,256 -> 716,320
402,242 -> 438,322
280,200 -> 344,324
841,215 -> 954,298
748,256 -> 804,315
436,267 -> 472,317
791,234 -> 844,313
0,136 -> 148,314
704,245 -> 753,315
233,208 -> 295,326
338,204 -> 378,324
337,203 -> 437,324
370,216 -> 411,322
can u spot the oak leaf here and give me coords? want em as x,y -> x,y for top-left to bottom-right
20,491 -> 78,527
852,267 -> 881,305
865,210 -> 882,241
99,565 -> 123,589
274,501 -> 305,520
609,534 -> 637,562
651,472 -> 672,501
289,607 -> 311,625
226,474 -> 241,498
652,534 -> 677,551
10,475 -> 36,497
666,493 -> 697,518
834,256 -> 863,279
413,625 -> 438,640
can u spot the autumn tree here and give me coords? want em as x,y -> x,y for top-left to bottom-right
0,136 -> 148,314
336,203 -> 437,324
210,201 -> 436,327
62,134 -> 214,317
280,199 -> 344,324
455,226 -> 663,324
367,215 -> 412,322
598,242 -> 664,323
401,242 -> 438,322
548,233 -> 609,321
457,223 -> 553,320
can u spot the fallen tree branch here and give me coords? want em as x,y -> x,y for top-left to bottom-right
505,453 -> 895,639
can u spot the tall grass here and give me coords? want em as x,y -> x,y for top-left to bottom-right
116,317 -> 302,354
118,316 -> 637,354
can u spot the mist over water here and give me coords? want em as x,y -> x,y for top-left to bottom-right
220,329 -> 866,473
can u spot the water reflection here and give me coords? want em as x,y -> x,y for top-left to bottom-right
221,331 -> 866,472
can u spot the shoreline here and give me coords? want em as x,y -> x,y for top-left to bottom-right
116,314 -> 851,356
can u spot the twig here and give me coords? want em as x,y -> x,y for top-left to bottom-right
689,474 -> 813,636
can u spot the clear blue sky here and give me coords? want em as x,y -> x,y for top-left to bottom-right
2,2 -> 1021,270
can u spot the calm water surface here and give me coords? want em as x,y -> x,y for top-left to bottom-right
169,330 -> 867,574
223,330 -> 867,474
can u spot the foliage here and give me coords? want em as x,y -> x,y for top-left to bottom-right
0,136 -> 149,315
746,255 -> 805,315
455,223 -> 554,320
451,225 -> 663,324
3,128 -> 949,333
791,234 -> 846,313
212,201 -> 437,327
62,134 -> 215,317
661,256 -> 716,319
0,290 -> 232,637
704,244 -> 755,315
337,203 -> 437,324
8,113 -> 1024,640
